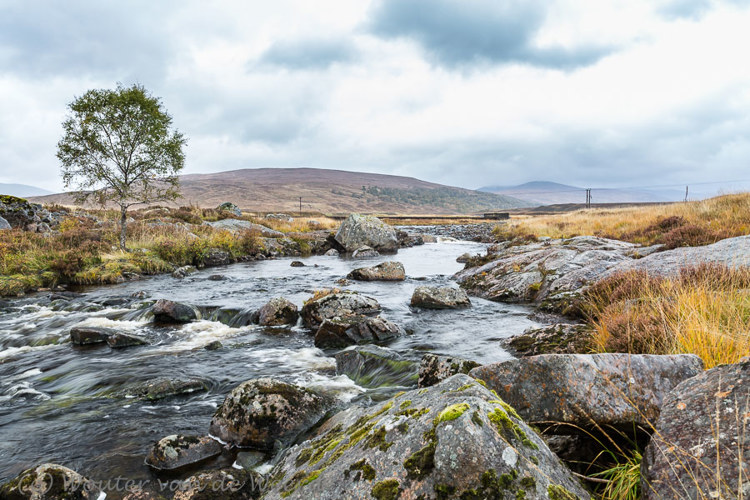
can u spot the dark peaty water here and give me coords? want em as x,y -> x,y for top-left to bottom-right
0,239 -> 541,491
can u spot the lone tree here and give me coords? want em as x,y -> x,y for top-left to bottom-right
57,83 -> 186,250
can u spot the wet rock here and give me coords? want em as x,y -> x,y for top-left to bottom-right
324,249 -> 339,257
146,434 -> 222,471
236,451 -> 266,471
471,353 -> 704,433
257,297 -> 299,326
172,468 -> 261,500
152,299 -> 198,324
203,248 -> 232,267
118,377 -> 208,401
261,237 -> 303,257
300,291 -> 381,330
351,246 -> 379,258
0,215 -> 10,230
122,487 -> 169,500
69,325 -> 116,345
504,323 -> 593,357
418,353 -> 482,388
204,340 -> 223,350
172,265 -> 198,279
456,252 -> 473,263
0,463 -> 102,499
315,316 -> 401,348
262,374 -> 590,500
209,378 -> 333,450
410,286 -> 471,309
642,360 -> 750,500
396,229 -> 424,248
335,345 -> 418,388
217,202 -> 242,217
290,260 -> 305,267
334,214 -> 399,254
347,261 -> 405,281
106,332 -> 150,348
207,274 -> 227,281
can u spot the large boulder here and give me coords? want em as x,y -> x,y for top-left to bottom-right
347,261 -> 406,281
418,353 -> 481,388
0,463 -> 102,499
334,214 -> 399,254
0,195 -> 53,232
69,325 -> 116,345
301,291 -> 381,330
217,202 -> 242,217
336,345 -> 418,389
208,378 -> 333,450
207,219 -> 283,238
146,434 -> 222,471
470,354 -> 704,432
202,247 -> 232,267
262,374 -> 590,499
315,316 -> 401,348
641,361 -> 749,500
410,286 -> 471,309
258,297 -> 299,326
152,299 -> 199,324
503,324 -> 593,357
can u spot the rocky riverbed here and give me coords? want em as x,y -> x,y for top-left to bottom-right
1,214 -> 748,499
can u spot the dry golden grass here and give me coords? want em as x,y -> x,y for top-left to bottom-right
253,215 -> 339,233
496,193 -> 750,247
585,264 -> 750,368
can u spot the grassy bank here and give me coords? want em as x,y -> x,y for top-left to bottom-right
0,205 -> 337,297
495,193 -> 750,248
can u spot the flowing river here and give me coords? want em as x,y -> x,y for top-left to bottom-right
0,237 -> 542,491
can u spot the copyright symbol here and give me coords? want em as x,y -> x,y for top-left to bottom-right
17,471 -> 54,495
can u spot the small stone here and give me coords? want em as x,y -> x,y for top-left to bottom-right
69,326 -> 115,345
410,286 -> 471,309
290,261 -> 305,267
106,332 -> 149,348
146,435 -> 222,471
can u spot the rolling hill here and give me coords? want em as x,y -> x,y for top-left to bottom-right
29,167 -> 530,214
480,181 -> 681,205
0,183 -> 52,198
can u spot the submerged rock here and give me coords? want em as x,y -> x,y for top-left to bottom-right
351,246 -> 379,259
0,463 -> 102,499
418,353 -> 481,388
471,353 -> 704,432
642,360 -> 750,500
300,291 -> 381,330
69,325 -> 116,345
335,345 -> 418,388
209,378 -> 333,450
410,286 -> 471,309
290,260 -> 305,267
504,323 -> 593,357
334,214 -> 399,254
172,468 -> 261,500
106,332 -> 149,348
347,261 -> 405,281
257,297 -> 299,326
152,299 -> 198,324
118,377 -> 208,401
172,265 -> 198,279
315,316 -> 401,348
262,374 -> 590,499
146,435 -> 222,471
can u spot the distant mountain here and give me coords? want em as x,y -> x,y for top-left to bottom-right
479,181 -> 681,205
29,167 -> 530,214
0,183 -> 53,198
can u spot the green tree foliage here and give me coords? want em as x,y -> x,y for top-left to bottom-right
57,83 -> 186,250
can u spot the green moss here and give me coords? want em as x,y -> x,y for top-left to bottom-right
397,421 -> 409,434
365,426 -> 393,452
456,383 -> 475,391
487,408 -> 539,450
435,484 -> 456,499
394,391 -> 406,398
372,479 -> 401,500
399,400 -> 412,409
520,476 -> 536,490
403,441 -> 436,480
530,456 -> 539,466
436,402 -> 470,423
548,484 -> 578,500
476,379 -> 488,388
301,470 -> 321,486
396,407 -> 430,418
348,459 -> 377,481
471,411 -> 484,427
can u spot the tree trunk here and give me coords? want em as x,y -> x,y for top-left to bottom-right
119,205 -> 128,251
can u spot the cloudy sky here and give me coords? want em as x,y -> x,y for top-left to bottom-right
1,0 -> 749,193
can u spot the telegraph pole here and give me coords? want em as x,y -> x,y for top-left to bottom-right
685,186 -> 689,202
585,188 -> 591,209
299,197 -> 302,216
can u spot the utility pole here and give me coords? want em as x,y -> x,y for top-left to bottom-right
685,185 -> 689,202
585,188 -> 591,209
299,197 -> 302,216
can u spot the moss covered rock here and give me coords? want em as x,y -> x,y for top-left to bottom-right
334,214 -> 399,254
315,316 -> 401,349
0,463 -> 101,499
209,378 -> 333,450
410,286 -> 471,309
146,434 -> 222,471
417,353 -> 481,388
257,297 -> 299,327
347,261 -> 406,282
262,374 -> 589,499
300,291 -> 381,330
335,345 -> 418,389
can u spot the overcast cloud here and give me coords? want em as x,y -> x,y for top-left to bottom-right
1,0 -> 749,194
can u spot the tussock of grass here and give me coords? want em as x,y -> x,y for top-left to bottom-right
585,263 -> 750,368
495,193 -> 750,247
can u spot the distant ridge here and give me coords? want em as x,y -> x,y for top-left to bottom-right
29,167 -> 530,214
480,181 -> 680,205
0,183 -> 53,198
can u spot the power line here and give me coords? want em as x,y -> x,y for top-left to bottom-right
488,178 -> 750,197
